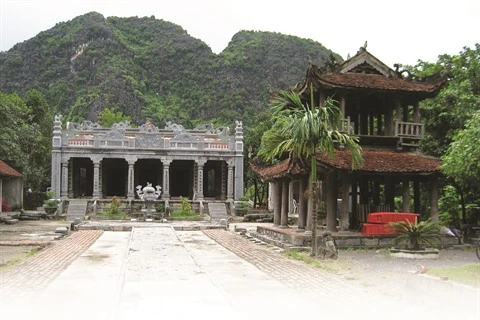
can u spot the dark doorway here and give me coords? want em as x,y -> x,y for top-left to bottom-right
170,160 -> 193,198
135,159 -> 162,194
71,158 -> 93,198
204,160 -> 224,199
102,158 -> 127,197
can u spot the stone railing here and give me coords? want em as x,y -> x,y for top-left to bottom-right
67,134 -> 233,151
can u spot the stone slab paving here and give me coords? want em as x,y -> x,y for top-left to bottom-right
0,226 -> 477,320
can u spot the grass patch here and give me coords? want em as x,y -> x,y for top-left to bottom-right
426,263 -> 480,287
97,212 -> 127,219
27,247 -> 42,257
0,258 -> 22,271
170,210 -> 201,219
283,250 -> 347,274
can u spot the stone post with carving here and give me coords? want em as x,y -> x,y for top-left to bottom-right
51,115 -> 63,198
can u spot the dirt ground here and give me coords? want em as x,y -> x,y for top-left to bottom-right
0,219 -> 70,267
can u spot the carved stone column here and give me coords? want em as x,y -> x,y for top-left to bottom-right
93,160 -> 101,199
220,161 -> 227,200
227,161 -> 234,201
61,161 -> 69,198
196,160 -> 206,200
162,160 -> 171,200
126,159 -> 136,199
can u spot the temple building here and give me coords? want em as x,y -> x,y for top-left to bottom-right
50,117 -> 244,208
251,47 -> 446,233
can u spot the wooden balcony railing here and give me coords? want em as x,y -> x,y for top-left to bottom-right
394,121 -> 424,139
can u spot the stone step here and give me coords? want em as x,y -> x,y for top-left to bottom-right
208,203 -> 228,222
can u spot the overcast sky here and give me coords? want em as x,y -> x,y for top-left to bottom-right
0,0 -> 478,67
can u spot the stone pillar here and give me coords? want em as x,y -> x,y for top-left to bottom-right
402,179 -> 410,212
126,160 -> 135,199
220,161 -> 227,200
273,180 -> 281,226
68,160 -> 73,198
162,160 -> 171,200
93,160 -> 101,199
280,179 -> 289,228
196,160 -> 206,200
268,182 -> 274,211
51,115 -> 63,198
288,180 -> 294,215
430,179 -> 439,222
298,176 -> 307,230
326,171 -> 338,232
227,161 -> 234,201
61,161 -> 69,198
340,175 -> 350,231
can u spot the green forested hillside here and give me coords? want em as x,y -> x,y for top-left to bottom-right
0,12 -> 340,128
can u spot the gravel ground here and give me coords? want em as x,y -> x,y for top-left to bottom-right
335,247 -> 479,291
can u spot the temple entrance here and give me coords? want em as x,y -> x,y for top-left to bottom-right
102,158 -> 127,197
170,160 -> 194,198
71,158 -> 93,198
204,160 -> 225,199
135,159 -> 162,195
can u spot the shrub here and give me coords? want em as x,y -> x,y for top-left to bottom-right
155,202 -> 165,213
107,196 -> 121,215
389,218 -> 442,250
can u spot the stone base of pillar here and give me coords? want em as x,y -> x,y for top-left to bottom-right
279,225 -> 289,229
304,230 -> 313,236
294,228 -> 306,233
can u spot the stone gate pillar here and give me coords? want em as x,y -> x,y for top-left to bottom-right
162,160 -> 171,200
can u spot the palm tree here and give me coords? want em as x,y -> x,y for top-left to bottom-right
258,88 -> 362,256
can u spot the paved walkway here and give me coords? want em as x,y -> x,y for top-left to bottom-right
0,226 -> 478,320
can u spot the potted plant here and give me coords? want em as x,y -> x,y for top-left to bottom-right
43,190 -> 59,215
389,218 -> 442,259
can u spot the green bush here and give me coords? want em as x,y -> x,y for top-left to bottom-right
155,202 -> 165,213
389,218 -> 442,250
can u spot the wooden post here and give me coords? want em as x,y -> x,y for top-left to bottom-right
326,171 -> 338,232
402,179 -> 410,213
340,174 -> 350,230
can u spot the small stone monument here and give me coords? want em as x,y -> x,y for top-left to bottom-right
136,183 -> 161,220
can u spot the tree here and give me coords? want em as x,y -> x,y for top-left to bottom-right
257,89 -> 362,256
0,90 -> 53,191
441,110 -> 480,225
416,44 -> 480,157
98,107 -> 132,127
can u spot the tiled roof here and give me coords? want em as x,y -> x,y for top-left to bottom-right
317,149 -> 441,174
249,157 -> 307,181
251,150 -> 441,180
0,160 -> 22,177
318,73 -> 446,94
